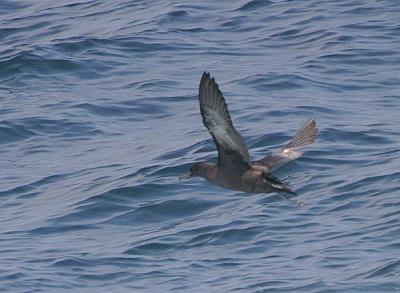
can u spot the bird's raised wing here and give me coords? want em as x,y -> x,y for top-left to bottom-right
253,119 -> 317,172
198,72 -> 250,169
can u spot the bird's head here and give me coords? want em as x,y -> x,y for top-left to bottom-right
189,162 -> 214,179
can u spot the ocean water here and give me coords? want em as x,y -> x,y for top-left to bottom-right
1,0 -> 399,292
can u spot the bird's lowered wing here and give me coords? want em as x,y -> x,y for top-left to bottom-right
198,72 -> 250,169
253,119 -> 317,172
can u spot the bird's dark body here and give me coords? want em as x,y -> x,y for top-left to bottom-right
215,167 -> 274,193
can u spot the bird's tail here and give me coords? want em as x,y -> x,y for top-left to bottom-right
284,118 -> 317,150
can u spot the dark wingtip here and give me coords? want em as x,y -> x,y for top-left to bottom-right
200,71 -> 211,86
200,71 -> 221,94
264,174 -> 297,196
281,187 -> 297,196
273,184 -> 297,196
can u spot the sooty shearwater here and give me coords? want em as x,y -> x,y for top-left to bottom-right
188,72 -> 317,195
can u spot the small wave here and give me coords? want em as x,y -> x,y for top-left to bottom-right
237,0 -> 273,11
0,121 -> 36,144
0,117 -> 102,143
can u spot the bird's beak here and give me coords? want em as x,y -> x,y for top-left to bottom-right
179,172 -> 191,181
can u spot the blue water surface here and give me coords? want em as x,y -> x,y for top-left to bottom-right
1,0 -> 399,292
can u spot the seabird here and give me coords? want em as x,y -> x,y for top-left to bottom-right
188,72 -> 317,195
